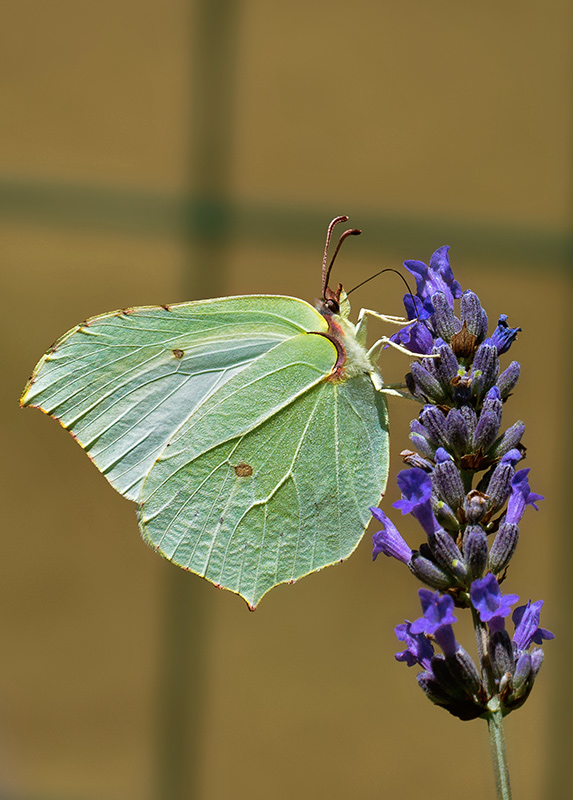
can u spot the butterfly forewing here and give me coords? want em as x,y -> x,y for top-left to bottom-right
21,296 -> 327,501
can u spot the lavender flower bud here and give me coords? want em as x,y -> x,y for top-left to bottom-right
445,648 -> 482,695
410,419 -> 426,436
488,523 -> 519,574
445,408 -> 470,457
430,656 -> 469,701
490,629 -> 514,680
496,361 -> 521,399
400,450 -> 433,471
409,420 -> 438,458
434,343 -> 459,390
473,388 -> 503,451
490,421 -> 526,459
512,651 -> 533,697
430,656 -> 487,720
417,670 -> 453,706
432,292 -> 460,341
409,552 -> 453,589
419,406 -> 449,450
530,649 -> 545,678
463,525 -> 488,579
420,353 -> 439,377
473,410 -> 501,452
427,530 -> 467,582
405,371 -> 423,400
484,462 -> 515,514
410,432 -> 436,460
463,490 -> 488,523
459,405 -> 478,440
461,291 -> 488,340
470,343 -> 500,400
432,500 -> 461,532
417,670 -> 485,721
409,361 -> 448,403
432,459 -> 465,511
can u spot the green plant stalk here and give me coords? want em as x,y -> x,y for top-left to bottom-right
487,702 -> 512,800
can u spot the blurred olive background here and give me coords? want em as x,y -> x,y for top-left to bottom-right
2,1 -> 572,798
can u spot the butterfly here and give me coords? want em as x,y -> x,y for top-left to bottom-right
21,216 -> 408,608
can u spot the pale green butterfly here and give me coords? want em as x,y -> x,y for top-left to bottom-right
20,216 -> 410,608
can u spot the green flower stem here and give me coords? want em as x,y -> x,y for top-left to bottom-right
487,701 -> 512,800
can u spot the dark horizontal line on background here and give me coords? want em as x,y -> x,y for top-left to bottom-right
0,175 -> 571,267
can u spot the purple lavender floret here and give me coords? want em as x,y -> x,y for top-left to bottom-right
394,468 -> 440,536
370,507 -> 413,564
505,469 -> 544,525
393,320 -> 435,356
403,245 -> 462,308
395,620 -> 434,670
490,314 -> 521,355
470,573 -> 520,623
512,600 -> 554,651
410,589 -> 457,635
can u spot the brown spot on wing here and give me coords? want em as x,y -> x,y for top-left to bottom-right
234,462 -> 253,477
172,349 -> 184,359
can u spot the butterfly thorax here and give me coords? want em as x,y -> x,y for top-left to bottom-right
317,288 -> 376,383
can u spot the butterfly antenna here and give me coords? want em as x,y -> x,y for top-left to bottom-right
321,216 -> 348,294
347,268 -> 420,317
321,217 -> 361,296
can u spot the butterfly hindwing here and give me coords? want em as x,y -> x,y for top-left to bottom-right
139,338 -> 389,606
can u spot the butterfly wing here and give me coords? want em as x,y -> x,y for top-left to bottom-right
22,294 -> 390,607
20,296 -> 327,501
139,334 -> 389,607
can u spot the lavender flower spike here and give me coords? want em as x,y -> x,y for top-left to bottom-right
373,243 -> 552,771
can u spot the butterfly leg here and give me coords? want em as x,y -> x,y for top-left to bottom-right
367,336 -> 439,361
355,307 -> 412,346
357,307 -> 409,326
368,369 -> 412,398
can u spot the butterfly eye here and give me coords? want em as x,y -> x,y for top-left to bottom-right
323,298 -> 340,314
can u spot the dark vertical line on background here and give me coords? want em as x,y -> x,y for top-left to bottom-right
154,2 -> 240,799
184,0 -> 240,300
